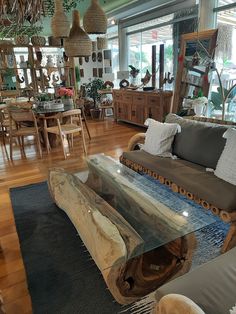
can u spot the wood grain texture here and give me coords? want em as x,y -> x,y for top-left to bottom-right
0,118 -> 142,313
48,156 -> 196,304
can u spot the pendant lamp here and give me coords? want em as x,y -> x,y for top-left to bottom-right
51,0 -> 70,38
64,10 -> 92,57
83,0 -> 107,34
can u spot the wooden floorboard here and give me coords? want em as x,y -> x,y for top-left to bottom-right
0,118 -> 142,313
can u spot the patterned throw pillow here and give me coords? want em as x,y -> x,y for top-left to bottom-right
215,128 -> 236,185
142,119 -> 181,157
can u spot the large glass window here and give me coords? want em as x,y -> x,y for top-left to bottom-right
209,5 -> 236,121
127,25 -> 173,88
108,37 -> 119,87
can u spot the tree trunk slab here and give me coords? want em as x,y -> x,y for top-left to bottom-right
48,168 -> 196,304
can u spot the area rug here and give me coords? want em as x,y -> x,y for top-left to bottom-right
10,181 -> 229,314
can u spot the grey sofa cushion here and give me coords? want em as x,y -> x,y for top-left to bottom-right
122,150 -> 236,211
155,247 -> 236,314
165,114 -> 229,169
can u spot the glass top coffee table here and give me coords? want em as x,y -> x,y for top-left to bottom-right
48,154 -> 217,304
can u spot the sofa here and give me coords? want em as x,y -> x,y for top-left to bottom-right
154,246 -> 236,314
120,114 -> 236,252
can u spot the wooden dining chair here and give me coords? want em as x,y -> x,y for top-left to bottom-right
8,107 -> 42,160
74,98 -> 91,140
42,109 -> 87,159
0,110 -> 10,150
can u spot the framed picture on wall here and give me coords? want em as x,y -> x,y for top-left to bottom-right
93,68 -> 98,77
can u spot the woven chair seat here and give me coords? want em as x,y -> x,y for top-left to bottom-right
12,127 -> 41,136
46,123 -> 82,135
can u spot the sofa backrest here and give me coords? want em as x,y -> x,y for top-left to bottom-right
165,114 -> 232,169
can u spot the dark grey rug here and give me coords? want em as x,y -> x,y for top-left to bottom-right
10,182 -> 124,314
10,181 -> 229,314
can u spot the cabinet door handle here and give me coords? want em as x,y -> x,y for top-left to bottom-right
132,110 -> 135,116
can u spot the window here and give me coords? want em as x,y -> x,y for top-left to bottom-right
126,7 -> 198,89
127,25 -> 173,88
107,25 -> 119,86
108,37 -> 119,86
209,4 -> 236,121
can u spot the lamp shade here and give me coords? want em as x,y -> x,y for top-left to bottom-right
83,0 -> 107,34
64,10 -> 92,57
51,0 -> 70,38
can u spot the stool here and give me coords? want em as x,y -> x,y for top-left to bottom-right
100,105 -> 114,120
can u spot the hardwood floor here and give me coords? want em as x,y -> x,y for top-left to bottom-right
0,118 -> 143,313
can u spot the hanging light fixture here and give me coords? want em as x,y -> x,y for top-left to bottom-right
83,0 -> 107,34
51,0 -> 70,38
64,10 -> 92,57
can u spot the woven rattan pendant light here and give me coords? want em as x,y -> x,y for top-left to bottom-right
64,10 -> 92,57
83,0 -> 107,34
51,0 -> 70,38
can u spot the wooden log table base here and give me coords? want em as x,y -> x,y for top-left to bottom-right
48,169 -> 196,305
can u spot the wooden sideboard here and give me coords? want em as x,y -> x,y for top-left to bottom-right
113,89 -> 173,126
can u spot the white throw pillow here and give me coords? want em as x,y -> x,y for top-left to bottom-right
215,128 -> 236,185
142,119 -> 181,157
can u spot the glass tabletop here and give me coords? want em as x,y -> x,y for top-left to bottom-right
33,103 -> 74,114
75,154 -> 217,267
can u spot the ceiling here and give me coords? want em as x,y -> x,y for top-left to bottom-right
39,0 -> 186,36
39,0 -> 138,36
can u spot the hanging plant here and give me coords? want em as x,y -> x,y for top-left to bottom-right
44,0 -> 81,16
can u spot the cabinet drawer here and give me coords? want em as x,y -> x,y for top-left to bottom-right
133,94 -> 146,105
147,95 -> 160,105
123,94 -> 133,103
113,93 -> 123,101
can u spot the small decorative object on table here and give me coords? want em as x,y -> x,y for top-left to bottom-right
56,87 -> 74,106
129,65 -> 140,86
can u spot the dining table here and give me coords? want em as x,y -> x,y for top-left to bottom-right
33,102 -> 91,147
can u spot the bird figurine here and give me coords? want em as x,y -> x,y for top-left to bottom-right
141,70 -> 152,86
129,65 -> 140,78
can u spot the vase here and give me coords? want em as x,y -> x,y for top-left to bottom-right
15,35 -> 29,45
48,36 -> 62,46
19,55 -> 27,68
193,104 -> 205,116
31,36 -> 46,46
63,98 -> 74,106
130,76 -> 138,86
51,0 -> 70,38
90,108 -> 101,119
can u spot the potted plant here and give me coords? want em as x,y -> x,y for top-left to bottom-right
84,78 -> 105,119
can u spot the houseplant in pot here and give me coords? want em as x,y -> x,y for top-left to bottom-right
84,78 -> 105,119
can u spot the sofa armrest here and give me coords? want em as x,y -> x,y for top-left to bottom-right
155,294 -> 205,314
127,133 -> 146,151
155,247 -> 236,314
